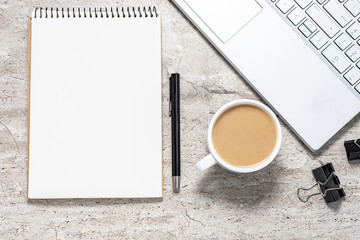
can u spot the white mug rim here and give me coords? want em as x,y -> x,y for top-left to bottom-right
208,99 -> 282,173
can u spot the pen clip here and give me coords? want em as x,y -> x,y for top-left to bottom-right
169,99 -> 172,117
169,76 -> 172,117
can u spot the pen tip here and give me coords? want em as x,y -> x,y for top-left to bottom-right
172,176 -> 181,193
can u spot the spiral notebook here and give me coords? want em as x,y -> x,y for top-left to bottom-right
28,7 -> 162,199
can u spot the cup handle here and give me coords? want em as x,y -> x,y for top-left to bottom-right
195,154 -> 217,173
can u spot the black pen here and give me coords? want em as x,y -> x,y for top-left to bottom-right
170,73 -> 180,193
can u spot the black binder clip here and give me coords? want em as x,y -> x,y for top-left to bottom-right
297,163 -> 345,203
344,139 -> 360,161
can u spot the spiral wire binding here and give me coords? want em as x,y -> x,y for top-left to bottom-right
33,6 -> 158,19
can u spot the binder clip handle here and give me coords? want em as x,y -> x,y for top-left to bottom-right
297,182 -> 321,203
297,163 -> 345,203
344,139 -> 360,161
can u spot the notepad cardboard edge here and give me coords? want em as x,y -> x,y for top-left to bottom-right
27,16 -> 31,200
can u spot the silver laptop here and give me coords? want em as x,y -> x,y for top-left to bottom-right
172,0 -> 360,151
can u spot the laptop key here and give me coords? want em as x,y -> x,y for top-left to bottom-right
356,61 -> 360,69
304,19 -> 317,32
317,0 -> 326,4
299,23 -> 312,37
345,44 -> 360,62
294,0 -> 312,9
355,83 -> 360,93
276,0 -> 295,14
346,22 -> 360,39
335,33 -> 352,50
344,67 -> 360,85
310,31 -> 328,49
322,44 -> 351,73
344,0 -> 360,17
287,8 -> 305,25
306,4 -> 340,38
324,0 -> 352,27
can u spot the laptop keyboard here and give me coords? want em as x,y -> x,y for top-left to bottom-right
270,0 -> 360,94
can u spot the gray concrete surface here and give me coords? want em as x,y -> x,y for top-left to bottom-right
1,0 -> 360,239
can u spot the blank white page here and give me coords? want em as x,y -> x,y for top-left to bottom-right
28,8 -> 162,199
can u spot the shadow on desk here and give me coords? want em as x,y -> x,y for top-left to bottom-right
27,198 -> 163,207
195,160 -> 281,209
195,159 -> 346,211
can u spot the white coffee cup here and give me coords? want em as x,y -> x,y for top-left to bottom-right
195,99 -> 282,173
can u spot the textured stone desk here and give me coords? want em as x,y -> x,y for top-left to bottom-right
1,0 -> 360,239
